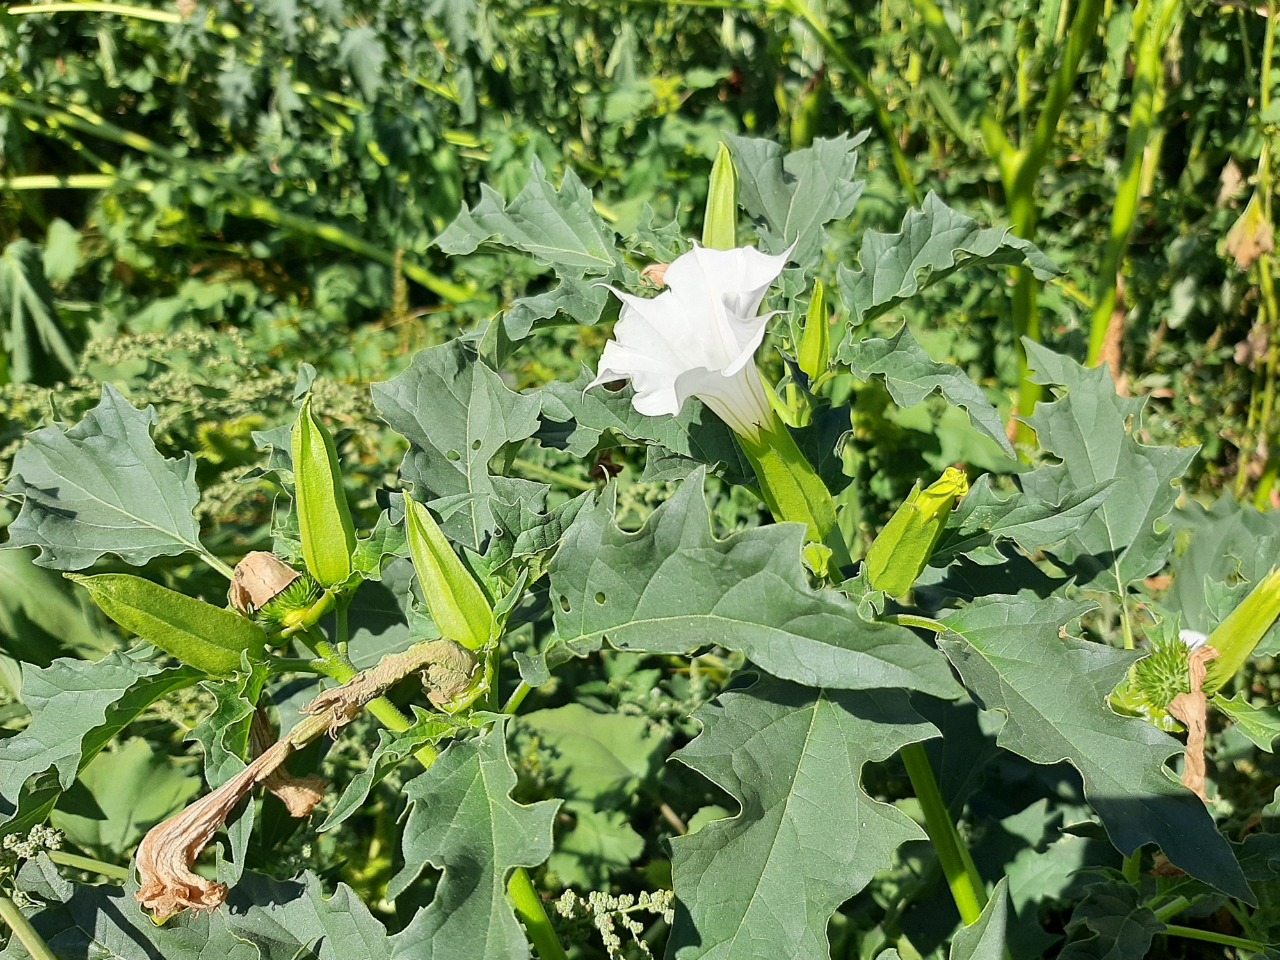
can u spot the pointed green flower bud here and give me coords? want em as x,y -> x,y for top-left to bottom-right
291,396 -> 356,587
797,278 -> 830,381
405,498 -> 496,651
1203,567 -> 1280,695
866,467 -> 969,598
702,142 -> 739,251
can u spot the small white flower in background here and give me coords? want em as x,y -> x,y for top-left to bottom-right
588,244 -> 793,441
1180,628 -> 1210,650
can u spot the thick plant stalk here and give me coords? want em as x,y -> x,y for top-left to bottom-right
981,0 -> 1106,437
0,895 -> 57,960
901,743 -> 987,924
1086,0 -> 1183,368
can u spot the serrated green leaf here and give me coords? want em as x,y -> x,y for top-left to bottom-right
1021,343 -> 1197,594
836,193 -> 1058,327
939,596 -> 1251,901
932,472 -> 1113,566
668,676 -> 933,959
550,470 -> 956,695
839,323 -> 1015,457
726,133 -> 867,261
0,650 -> 200,830
1,857 -> 392,960
388,723 -> 559,960
950,877 -> 1012,960
4,384 -> 206,570
69,573 -> 266,675
536,367 -> 751,482
554,480 -> 938,688
339,25 -> 387,99
502,275 -> 613,340
320,710 -> 443,832
50,737 -> 200,858
1214,692 -> 1280,751
479,479 -> 590,586
1058,882 -> 1163,960
372,341 -> 543,550
547,805 -> 645,888
435,157 -> 618,273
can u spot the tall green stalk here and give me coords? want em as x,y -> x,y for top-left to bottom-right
1086,0 -> 1183,366
980,0 -> 1106,438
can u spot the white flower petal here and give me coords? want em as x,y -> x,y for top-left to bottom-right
1180,628 -> 1210,650
589,243 -> 792,438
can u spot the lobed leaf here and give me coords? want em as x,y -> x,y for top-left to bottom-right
548,470 -> 958,696
1022,342 -> 1197,594
839,323 -> 1015,456
5,384 -> 205,570
0,650 -> 201,830
389,722 -> 559,960
939,596 -> 1251,901
372,341 -> 543,550
727,133 -> 868,262
668,676 -> 934,959
836,192 -> 1058,327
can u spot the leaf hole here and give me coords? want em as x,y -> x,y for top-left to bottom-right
558,595 -> 571,613
594,592 -> 606,605
446,450 -> 461,461
471,439 -> 482,450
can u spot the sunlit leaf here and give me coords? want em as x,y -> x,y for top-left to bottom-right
668,676 -> 933,959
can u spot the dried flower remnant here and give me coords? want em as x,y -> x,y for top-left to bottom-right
135,639 -> 478,920
250,709 -> 327,818
229,551 -> 301,615
1167,644 -> 1220,802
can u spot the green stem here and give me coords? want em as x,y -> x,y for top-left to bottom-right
1122,848 -> 1142,885
508,866 -> 569,960
0,174 -> 119,191
738,412 -> 853,568
200,550 -> 237,581
0,895 -> 58,960
48,849 -> 131,881
1086,0 -> 1180,366
1160,924 -> 1268,953
8,1 -> 181,21
503,680 -> 533,715
511,458 -> 596,493
901,743 -> 986,925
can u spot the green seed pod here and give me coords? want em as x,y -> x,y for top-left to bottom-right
291,395 -> 356,587
865,467 -> 969,598
702,142 -> 739,251
405,498 -> 496,651
69,573 -> 266,675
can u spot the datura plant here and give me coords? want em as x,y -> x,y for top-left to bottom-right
3,135 -> 1280,960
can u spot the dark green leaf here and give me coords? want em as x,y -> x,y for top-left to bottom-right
932,473 -> 1113,565
389,723 -> 559,960
372,342 -> 543,550
535,367 -> 751,483
435,157 -> 618,274
836,193 -> 1058,327
549,470 -> 958,696
939,597 -> 1251,901
839,324 -> 1015,457
950,877 -> 1012,960
0,650 -> 200,829
668,676 -> 933,959
1058,882 -> 1163,960
5,384 -> 206,570
1022,343 -> 1197,594
727,133 -> 868,261
0,238 -> 76,384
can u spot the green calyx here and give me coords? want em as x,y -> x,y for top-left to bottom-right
254,574 -> 323,629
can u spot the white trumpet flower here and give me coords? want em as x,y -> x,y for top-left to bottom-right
588,244 -> 793,441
